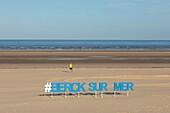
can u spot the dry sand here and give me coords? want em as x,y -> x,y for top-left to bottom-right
0,68 -> 170,113
0,51 -> 170,113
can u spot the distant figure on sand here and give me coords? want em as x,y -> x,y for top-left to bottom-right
69,63 -> 73,72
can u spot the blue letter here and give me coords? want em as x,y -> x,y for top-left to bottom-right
99,82 -> 108,91
89,82 -> 97,91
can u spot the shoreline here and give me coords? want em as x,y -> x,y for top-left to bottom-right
1,50 -> 170,52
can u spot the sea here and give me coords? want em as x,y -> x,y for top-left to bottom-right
0,40 -> 170,50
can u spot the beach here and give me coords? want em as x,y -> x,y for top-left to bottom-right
0,51 -> 170,113
1,50 -> 170,68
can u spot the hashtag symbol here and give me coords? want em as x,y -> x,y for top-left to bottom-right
45,83 -> 52,92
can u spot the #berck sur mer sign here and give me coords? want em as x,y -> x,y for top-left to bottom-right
45,82 -> 134,93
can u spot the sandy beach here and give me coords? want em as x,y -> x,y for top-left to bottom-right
1,51 -> 170,68
0,51 -> 170,113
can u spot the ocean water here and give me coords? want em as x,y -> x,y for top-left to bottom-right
0,40 -> 170,50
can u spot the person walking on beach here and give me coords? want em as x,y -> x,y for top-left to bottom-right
69,63 -> 73,72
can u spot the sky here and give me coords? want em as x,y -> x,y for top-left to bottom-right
0,0 -> 170,40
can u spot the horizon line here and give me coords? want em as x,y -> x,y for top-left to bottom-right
0,39 -> 170,41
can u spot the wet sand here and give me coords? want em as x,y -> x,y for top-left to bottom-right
1,51 -> 170,68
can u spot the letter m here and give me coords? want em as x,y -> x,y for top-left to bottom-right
114,82 -> 121,91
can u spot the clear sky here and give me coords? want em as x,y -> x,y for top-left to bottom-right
0,0 -> 170,40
